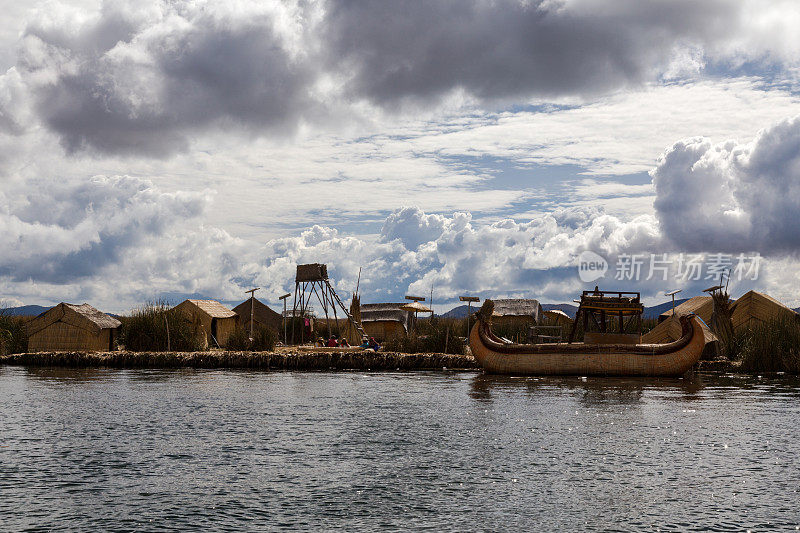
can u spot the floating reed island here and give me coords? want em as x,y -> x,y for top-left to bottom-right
3,262 -> 799,374
0,349 -> 479,371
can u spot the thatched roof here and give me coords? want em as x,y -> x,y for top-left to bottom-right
643,314 -> 718,345
232,298 -> 282,329
542,309 -> 572,326
177,299 -> 237,319
659,296 -> 713,323
360,303 -> 412,329
27,303 -> 121,337
730,291 -> 797,330
492,299 -> 543,321
400,301 -> 432,313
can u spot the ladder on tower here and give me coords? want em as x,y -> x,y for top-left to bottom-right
325,279 -> 367,337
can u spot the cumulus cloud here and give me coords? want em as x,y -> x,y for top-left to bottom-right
1,174 -> 797,312
10,0 -> 800,156
380,207 -> 465,250
246,205 -> 664,308
0,174 -> 210,283
652,115 -> 800,254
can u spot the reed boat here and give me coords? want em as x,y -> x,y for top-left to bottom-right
469,300 -> 706,377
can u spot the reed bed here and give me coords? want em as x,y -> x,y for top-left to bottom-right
0,309 -> 28,355
734,316 -> 800,373
384,317 -> 466,355
0,350 -> 478,371
225,325 -> 278,351
118,300 -> 204,352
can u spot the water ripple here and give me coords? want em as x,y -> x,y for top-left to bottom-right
1,368 -> 799,531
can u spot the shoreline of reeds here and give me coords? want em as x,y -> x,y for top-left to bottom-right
0,350 -> 480,371
0,351 -> 774,375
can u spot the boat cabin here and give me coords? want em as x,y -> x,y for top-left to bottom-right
568,288 -> 643,344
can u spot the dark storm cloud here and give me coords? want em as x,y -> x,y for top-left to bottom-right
12,0 -> 751,157
323,0 -> 735,104
19,2 -> 314,156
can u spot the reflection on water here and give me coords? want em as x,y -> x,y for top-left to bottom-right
1,367 -> 799,531
469,373 -> 706,406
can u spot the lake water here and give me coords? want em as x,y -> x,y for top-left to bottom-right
1,367 -> 799,531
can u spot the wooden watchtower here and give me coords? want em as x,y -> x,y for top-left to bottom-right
290,263 -> 366,344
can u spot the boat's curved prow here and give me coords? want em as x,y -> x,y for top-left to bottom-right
469,300 -> 706,377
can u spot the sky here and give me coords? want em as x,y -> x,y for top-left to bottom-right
2,0 -> 800,313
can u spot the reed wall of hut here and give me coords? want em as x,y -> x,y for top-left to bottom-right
232,298 -> 282,333
27,303 -> 121,352
491,299 -> 543,327
360,303 -> 412,341
173,299 -> 238,348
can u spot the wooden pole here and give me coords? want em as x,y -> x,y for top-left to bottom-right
291,282 -> 298,345
466,301 -> 471,338
164,312 -> 170,352
245,288 -> 260,341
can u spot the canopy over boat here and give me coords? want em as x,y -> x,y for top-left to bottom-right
470,300 -> 706,377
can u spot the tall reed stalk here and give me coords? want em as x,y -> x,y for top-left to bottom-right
0,309 -> 28,355
118,300 -> 204,352
735,316 -> 800,373
225,324 -> 277,351
384,316 -> 465,354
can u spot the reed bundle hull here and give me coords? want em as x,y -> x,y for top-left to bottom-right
470,307 -> 706,377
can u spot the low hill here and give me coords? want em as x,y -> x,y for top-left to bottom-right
439,305 -> 472,319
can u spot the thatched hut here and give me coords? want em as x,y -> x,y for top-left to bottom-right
27,303 -> 121,352
232,298 -> 282,333
492,299 -> 543,327
542,309 -> 573,328
173,299 -> 238,348
360,303 -> 412,341
642,314 -> 718,357
730,291 -> 797,331
658,296 -> 713,323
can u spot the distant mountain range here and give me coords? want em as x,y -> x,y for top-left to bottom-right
1,305 -> 51,317
439,298 -> 693,320
439,302 -> 582,319
642,298 -> 689,319
0,305 -> 122,318
5,300 -> 799,319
